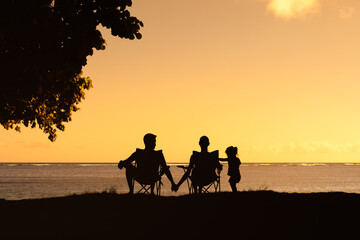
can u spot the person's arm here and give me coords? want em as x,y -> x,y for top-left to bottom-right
219,158 -> 228,162
165,169 -> 177,191
118,152 -> 136,169
176,157 -> 194,189
216,160 -> 223,172
163,163 -> 175,186
176,167 -> 190,189
158,151 -> 177,191
213,151 -> 223,171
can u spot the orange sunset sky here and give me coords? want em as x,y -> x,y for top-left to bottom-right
1,0 -> 360,163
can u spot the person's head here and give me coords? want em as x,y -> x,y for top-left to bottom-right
143,133 -> 156,150
199,136 -> 210,150
225,146 -> 238,158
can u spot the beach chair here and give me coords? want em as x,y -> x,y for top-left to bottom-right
133,165 -> 169,196
135,178 -> 162,195
177,165 -> 221,194
199,171 -> 221,193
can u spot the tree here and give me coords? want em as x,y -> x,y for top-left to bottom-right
0,0 -> 143,141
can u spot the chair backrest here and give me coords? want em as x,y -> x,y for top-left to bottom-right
132,150 -> 166,196
192,151 -> 220,182
134,149 -> 163,179
132,161 -> 163,196
189,150 -> 221,193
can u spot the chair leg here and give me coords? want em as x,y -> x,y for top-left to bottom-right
188,181 -> 194,194
202,184 -> 211,193
126,171 -> 134,194
136,179 -> 163,196
195,177 -> 221,194
137,184 -> 151,194
156,180 -> 162,196
192,183 -> 198,194
150,183 -> 155,195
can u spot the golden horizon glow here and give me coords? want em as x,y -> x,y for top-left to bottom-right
1,0 -> 360,163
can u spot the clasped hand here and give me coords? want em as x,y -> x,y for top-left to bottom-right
171,183 -> 179,192
118,161 -> 124,169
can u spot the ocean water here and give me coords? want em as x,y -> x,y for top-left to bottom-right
1,163 -> 360,200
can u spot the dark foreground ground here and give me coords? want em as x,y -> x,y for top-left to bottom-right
1,191 -> 360,240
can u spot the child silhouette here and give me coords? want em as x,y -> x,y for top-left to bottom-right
220,146 -> 241,192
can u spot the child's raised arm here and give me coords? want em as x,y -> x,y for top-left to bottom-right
218,158 -> 228,162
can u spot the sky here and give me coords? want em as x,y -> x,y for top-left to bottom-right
1,0 -> 360,163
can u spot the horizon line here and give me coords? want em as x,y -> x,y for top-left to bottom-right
1,162 -> 360,165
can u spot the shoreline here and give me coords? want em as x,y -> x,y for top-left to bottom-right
1,191 -> 359,239
1,162 -> 360,165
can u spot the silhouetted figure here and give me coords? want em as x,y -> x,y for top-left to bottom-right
220,146 -> 241,192
118,133 -> 176,194
176,136 -> 222,193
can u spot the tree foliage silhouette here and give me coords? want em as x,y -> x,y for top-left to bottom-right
0,0 -> 143,141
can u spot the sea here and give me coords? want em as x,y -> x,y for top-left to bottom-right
1,163 -> 360,200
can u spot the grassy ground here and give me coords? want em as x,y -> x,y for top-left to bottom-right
1,191 -> 359,239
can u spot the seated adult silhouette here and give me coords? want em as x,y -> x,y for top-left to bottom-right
176,136 -> 222,193
118,133 -> 176,194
